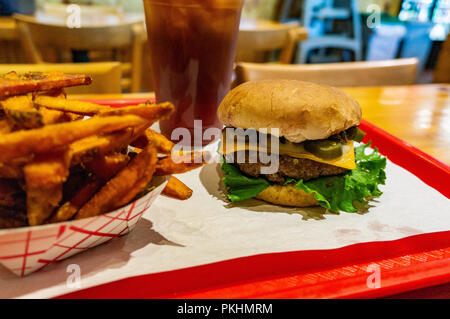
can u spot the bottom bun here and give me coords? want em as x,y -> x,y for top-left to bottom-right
256,184 -> 319,207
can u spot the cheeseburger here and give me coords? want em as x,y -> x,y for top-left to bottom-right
218,80 -> 386,213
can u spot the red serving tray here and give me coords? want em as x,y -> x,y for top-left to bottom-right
57,98 -> 450,299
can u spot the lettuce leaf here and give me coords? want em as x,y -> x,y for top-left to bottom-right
221,142 -> 386,212
221,160 -> 271,202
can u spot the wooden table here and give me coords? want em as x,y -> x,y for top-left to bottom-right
72,83 -> 450,166
344,84 -> 450,166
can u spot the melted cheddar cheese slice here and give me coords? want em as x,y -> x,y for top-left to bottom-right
220,132 -> 356,170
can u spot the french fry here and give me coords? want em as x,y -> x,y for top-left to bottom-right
155,151 -> 209,176
0,119 -> 12,134
0,179 -> 26,209
0,207 -> 28,229
35,87 -> 66,98
35,97 -> 174,122
0,155 -> 33,178
0,71 -> 91,98
86,153 -> 130,181
24,152 -> 70,226
26,185 -> 62,226
40,107 -> 78,125
1,95 -> 43,129
51,152 -> 133,223
69,123 -> 149,167
69,128 -> 134,165
49,176 -> 102,223
162,176 -> 193,200
69,135 -> 111,165
1,96 -> 75,129
0,163 -> 23,179
0,115 -> 146,163
99,102 -> 174,122
23,152 -> 71,187
132,129 -> 174,154
62,165 -> 90,200
76,142 -> 158,219
0,155 -> 32,178
34,96 -> 110,116
1,71 -> 19,80
113,145 -> 158,208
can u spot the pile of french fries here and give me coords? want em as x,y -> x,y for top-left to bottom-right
0,71 -> 202,229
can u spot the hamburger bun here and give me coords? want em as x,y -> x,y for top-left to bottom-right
255,183 -> 318,207
218,79 -> 362,143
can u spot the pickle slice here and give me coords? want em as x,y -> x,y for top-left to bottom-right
344,127 -> 366,142
353,128 -> 366,143
304,140 -> 343,159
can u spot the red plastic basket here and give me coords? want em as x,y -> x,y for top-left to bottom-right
57,100 -> 450,299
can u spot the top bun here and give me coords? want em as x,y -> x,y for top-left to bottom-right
217,80 -> 362,143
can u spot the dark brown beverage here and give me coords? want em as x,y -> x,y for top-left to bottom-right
143,0 -> 243,145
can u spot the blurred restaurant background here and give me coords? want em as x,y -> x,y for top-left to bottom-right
0,0 -> 449,94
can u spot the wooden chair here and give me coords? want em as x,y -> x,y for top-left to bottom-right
13,14 -> 145,93
242,0 -> 282,20
0,62 -> 122,94
236,20 -> 308,64
235,58 -> 418,87
297,0 -> 363,63
0,17 -> 18,41
433,34 -> 450,83
0,17 -> 26,63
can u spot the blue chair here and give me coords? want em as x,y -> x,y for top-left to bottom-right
294,0 -> 362,63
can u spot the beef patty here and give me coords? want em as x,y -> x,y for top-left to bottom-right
226,152 -> 348,184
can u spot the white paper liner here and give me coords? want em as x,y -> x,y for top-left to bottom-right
0,154 -> 449,298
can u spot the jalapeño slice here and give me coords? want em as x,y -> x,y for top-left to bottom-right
353,128 -> 366,143
344,127 -> 366,143
304,140 -> 343,160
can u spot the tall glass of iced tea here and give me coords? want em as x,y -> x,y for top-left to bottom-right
143,0 -> 243,145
